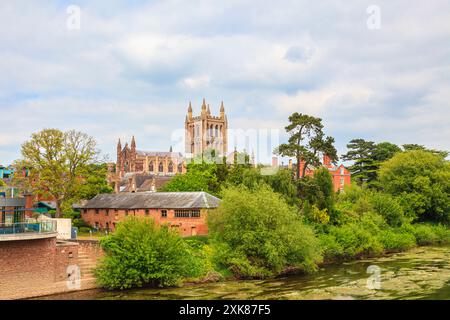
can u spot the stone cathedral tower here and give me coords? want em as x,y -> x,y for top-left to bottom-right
185,98 -> 228,156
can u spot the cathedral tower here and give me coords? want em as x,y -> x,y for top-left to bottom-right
185,99 -> 228,157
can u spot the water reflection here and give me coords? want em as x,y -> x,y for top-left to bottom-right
36,246 -> 450,300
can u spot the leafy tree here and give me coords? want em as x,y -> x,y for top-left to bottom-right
379,150 -> 450,223
341,138 -> 377,186
310,167 -> 335,213
0,180 -> 6,187
13,129 -> 98,217
372,142 -> 402,162
159,171 -> 213,194
208,185 -> 322,278
95,217 -> 207,289
73,163 -> 113,200
402,144 -> 448,158
276,113 -> 337,180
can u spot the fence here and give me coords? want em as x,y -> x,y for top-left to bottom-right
0,221 -> 57,235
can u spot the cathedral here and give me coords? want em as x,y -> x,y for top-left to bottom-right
185,98 -> 228,156
112,99 -> 228,193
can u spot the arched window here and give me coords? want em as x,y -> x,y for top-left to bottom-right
215,125 -> 219,137
149,161 -> 154,172
219,125 -> 222,137
158,162 -> 164,172
177,163 -> 183,173
168,161 -> 174,173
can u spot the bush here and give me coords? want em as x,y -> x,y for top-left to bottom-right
408,224 -> 439,245
208,185 -> 322,278
318,233 -> 343,261
328,223 -> 383,258
95,217 -> 207,289
377,229 -> 416,251
368,192 -> 406,227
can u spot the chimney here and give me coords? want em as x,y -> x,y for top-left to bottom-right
272,156 -> 279,168
298,160 -> 306,178
323,154 -> 331,167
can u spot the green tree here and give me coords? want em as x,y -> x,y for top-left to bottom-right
159,170 -> 213,194
276,113 -> 337,180
372,142 -> 402,162
0,180 -> 6,187
13,129 -> 98,217
402,144 -> 448,158
73,163 -> 113,200
307,167 -> 335,214
208,185 -> 322,278
379,150 -> 450,223
341,138 -> 377,186
95,217 -> 207,289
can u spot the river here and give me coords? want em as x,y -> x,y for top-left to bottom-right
37,245 -> 450,300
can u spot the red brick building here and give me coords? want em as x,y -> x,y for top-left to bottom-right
81,192 -> 220,237
299,154 -> 351,192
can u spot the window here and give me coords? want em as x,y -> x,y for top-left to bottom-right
340,178 -> 345,186
149,161 -> 154,172
105,209 -> 109,216
95,209 -> 99,215
158,162 -> 164,172
145,209 -> 150,216
174,209 -> 200,218
177,163 -> 183,173
125,210 -> 129,216
168,162 -> 173,173
340,167 -> 345,175
161,210 -> 167,218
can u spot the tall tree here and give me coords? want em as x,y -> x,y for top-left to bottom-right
276,113 -> 337,180
372,142 -> 402,162
341,139 -> 377,186
13,129 -> 98,217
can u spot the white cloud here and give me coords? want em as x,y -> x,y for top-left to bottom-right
0,0 -> 449,164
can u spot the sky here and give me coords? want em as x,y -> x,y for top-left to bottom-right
0,0 -> 449,165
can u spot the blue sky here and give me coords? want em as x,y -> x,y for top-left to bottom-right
1,1 -> 449,165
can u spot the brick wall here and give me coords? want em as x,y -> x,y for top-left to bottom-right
81,208 -> 210,237
0,237 -> 89,299
0,237 -> 56,299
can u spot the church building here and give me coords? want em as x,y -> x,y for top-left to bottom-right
185,98 -> 228,156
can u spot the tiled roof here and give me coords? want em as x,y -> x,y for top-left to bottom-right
82,192 -> 221,209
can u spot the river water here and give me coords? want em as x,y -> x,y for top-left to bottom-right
39,246 -> 450,300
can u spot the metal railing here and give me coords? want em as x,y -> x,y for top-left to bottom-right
0,221 -> 57,235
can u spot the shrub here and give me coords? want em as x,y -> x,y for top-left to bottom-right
368,192 -> 406,227
328,223 -> 383,258
318,233 -> 343,261
377,229 -> 416,251
408,224 -> 439,245
208,185 -> 322,278
95,217 -> 207,289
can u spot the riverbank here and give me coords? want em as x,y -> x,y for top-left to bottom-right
33,245 -> 450,300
